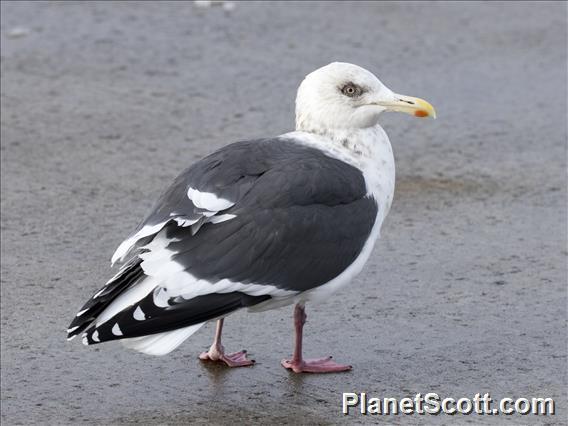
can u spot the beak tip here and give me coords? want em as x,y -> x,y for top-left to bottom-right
380,94 -> 437,119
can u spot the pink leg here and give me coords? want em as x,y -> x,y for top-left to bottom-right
199,318 -> 254,368
281,303 -> 352,373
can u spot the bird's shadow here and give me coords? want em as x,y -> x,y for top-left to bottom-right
285,370 -> 308,387
198,359 -> 258,398
199,359 -> 234,383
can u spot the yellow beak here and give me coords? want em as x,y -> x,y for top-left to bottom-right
376,94 -> 437,119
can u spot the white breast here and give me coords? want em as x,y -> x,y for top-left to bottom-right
360,125 -> 396,225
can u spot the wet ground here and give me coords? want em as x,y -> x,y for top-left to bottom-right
1,2 -> 566,425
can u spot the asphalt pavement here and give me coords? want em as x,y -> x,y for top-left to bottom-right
1,2 -> 566,425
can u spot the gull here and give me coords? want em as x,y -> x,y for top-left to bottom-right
67,62 -> 435,373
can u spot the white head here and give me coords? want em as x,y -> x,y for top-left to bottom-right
295,62 -> 435,134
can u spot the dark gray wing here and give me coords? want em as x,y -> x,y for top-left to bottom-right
111,139 -> 275,264
76,137 -> 379,344
167,162 -> 377,293
162,138 -> 378,292
113,137 -> 379,289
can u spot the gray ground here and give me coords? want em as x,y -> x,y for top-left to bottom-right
1,1 -> 566,425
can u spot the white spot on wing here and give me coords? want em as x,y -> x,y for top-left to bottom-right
187,187 -> 234,211
76,308 -> 89,317
208,213 -> 236,224
153,288 -> 170,308
92,330 -> 100,342
133,306 -> 146,321
93,286 -> 107,299
111,222 -> 168,265
112,323 -> 123,336
112,188 -> 235,266
138,231 -> 181,273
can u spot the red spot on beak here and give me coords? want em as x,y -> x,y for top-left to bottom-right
414,110 -> 429,117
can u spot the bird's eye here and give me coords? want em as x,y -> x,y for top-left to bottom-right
341,83 -> 362,97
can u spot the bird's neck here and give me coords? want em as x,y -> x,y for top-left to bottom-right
291,125 -> 391,165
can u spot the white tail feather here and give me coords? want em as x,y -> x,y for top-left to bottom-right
121,323 -> 205,356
